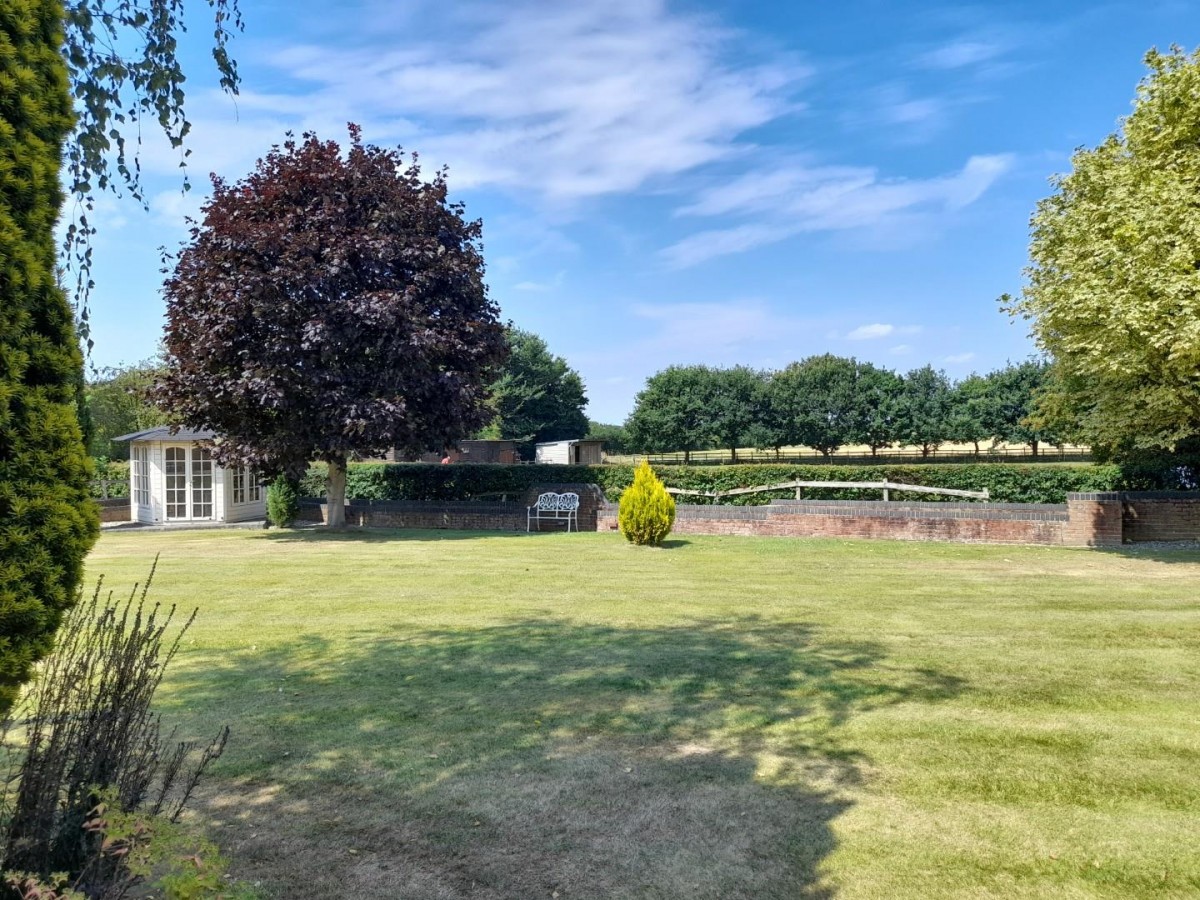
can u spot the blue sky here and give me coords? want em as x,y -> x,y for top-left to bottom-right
80,0 -> 1199,423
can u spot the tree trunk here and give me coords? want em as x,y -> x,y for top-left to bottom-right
973,440 -> 980,456
326,455 -> 348,528
730,446 -> 737,464
1030,440 -> 1039,458
684,449 -> 690,465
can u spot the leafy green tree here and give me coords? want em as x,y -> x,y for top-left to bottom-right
706,366 -> 767,462
1005,47 -> 1200,459
947,373 -> 993,456
625,365 -> 716,463
983,360 -> 1058,456
855,361 -> 903,456
586,421 -> 632,455
85,359 -> 168,459
769,355 -> 860,457
485,329 -> 588,455
155,128 -> 508,528
896,366 -> 952,457
0,0 -> 100,716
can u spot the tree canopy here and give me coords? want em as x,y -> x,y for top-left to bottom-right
896,366 -> 952,457
484,329 -> 588,455
0,0 -> 99,715
156,127 -> 508,526
625,366 -> 716,464
1006,46 -> 1200,459
769,355 -> 862,457
85,359 -> 168,459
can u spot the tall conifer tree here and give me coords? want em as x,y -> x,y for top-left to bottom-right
0,0 -> 99,714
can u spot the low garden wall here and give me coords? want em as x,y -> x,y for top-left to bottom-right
596,492 -> 1200,547
298,484 -> 608,532
598,499 -> 1071,545
94,497 -> 131,523
1121,491 -> 1200,542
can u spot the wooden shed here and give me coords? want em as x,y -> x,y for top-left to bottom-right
534,439 -> 605,466
114,427 -> 266,525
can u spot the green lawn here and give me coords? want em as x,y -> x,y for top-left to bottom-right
86,530 -> 1200,899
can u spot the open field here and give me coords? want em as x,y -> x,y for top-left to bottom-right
85,530 -> 1199,899
605,442 -> 1093,466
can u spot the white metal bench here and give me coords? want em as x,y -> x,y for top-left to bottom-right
527,491 -> 580,532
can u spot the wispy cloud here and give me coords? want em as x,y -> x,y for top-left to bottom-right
847,323 -> 894,340
846,323 -> 922,340
662,154 -> 1014,268
148,1 -> 807,208
513,271 -> 566,293
916,39 -> 1004,70
944,352 -> 976,364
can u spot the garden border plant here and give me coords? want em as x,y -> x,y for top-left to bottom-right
1,561 -> 232,898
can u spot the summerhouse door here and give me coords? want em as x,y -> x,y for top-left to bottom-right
163,445 -> 215,521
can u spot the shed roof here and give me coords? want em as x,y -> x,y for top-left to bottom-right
113,426 -> 217,443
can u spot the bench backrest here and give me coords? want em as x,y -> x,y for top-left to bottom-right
533,491 -> 579,511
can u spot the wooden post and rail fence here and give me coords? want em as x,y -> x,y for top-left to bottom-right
664,479 -> 990,503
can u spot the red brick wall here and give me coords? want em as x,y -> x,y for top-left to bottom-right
1063,493 -> 1124,547
597,502 -> 1068,545
297,484 -> 606,532
94,498 -> 130,523
291,490 -> 1199,547
1122,492 -> 1200,542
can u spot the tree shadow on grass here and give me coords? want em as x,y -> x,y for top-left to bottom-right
258,527 -> 545,544
1092,543 -> 1200,566
165,618 -> 964,899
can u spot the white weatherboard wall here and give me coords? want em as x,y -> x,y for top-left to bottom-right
534,440 -> 573,465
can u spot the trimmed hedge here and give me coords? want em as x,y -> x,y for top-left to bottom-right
301,461 -> 1125,506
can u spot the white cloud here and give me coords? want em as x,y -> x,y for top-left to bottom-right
663,154 -> 1014,267
944,352 -> 976,364
846,323 -> 922,341
889,344 -> 913,355
513,271 -> 566,293
847,323 -> 894,340
916,40 -> 1004,70
155,2 -> 806,205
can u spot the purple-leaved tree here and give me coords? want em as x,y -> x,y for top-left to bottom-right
156,126 -> 508,526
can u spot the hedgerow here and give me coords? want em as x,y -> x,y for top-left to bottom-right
299,461 -> 1125,506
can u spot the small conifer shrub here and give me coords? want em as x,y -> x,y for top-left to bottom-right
266,477 -> 300,528
618,460 -> 676,546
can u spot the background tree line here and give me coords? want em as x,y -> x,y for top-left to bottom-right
614,356 -> 1061,461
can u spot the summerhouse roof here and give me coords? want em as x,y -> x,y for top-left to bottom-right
113,426 -> 218,443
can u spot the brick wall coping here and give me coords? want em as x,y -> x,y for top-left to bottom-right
769,498 -> 1065,512
770,501 -> 1067,522
621,500 -> 1071,523
1068,491 -> 1200,501
1117,491 -> 1200,501
302,498 -> 522,512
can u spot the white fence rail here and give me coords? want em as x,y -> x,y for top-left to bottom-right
664,479 -> 989,503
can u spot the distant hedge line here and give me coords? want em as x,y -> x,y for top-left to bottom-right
299,461 -> 1128,505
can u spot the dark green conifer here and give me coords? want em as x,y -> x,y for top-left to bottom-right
0,0 -> 99,714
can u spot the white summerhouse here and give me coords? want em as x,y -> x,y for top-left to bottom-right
115,427 -> 266,525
